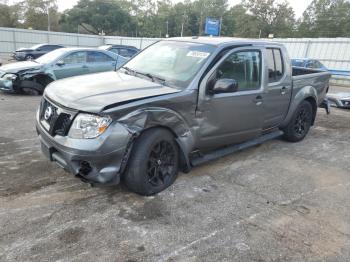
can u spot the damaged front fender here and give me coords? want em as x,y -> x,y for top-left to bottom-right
117,107 -> 195,172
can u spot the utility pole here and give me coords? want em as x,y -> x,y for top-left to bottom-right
199,8 -> 203,35
166,20 -> 169,37
181,13 -> 186,37
47,5 -> 51,32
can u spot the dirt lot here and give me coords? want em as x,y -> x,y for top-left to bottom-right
0,87 -> 350,262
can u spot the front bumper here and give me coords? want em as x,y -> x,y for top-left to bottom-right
0,78 -> 15,92
36,112 -> 133,185
12,53 -> 25,61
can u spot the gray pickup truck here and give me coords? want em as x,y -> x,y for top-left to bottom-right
36,37 -> 331,195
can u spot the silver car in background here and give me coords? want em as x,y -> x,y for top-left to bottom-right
0,47 -> 127,95
327,92 -> 350,108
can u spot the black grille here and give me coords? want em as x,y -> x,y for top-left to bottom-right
40,99 -> 73,136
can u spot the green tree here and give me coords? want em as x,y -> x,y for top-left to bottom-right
20,0 -> 61,31
0,3 -> 22,28
297,0 -> 350,37
60,0 -> 135,35
242,0 -> 296,38
222,4 -> 260,37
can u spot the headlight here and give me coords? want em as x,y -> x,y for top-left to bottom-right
3,73 -> 17,81
68,113 -> 112,139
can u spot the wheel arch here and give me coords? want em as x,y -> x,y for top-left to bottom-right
118,107 -> 195,173
281,85 -> 318,128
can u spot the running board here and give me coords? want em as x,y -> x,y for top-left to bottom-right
190,130 -> 284,167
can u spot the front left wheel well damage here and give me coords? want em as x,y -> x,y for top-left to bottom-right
117,108 -> 195,174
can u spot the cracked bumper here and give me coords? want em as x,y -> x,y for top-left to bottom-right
36,112 -> 133,185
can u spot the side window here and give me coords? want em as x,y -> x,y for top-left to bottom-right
109,48 -> 120,55
119,48 -> 131,57
128,49 -> 138,57
267,49 -> 275,82
40,45 -> 51,51
215,50 -> 261,91
63,51 -> 87,64
87,51 -> 114,63
267,48 -> 284,83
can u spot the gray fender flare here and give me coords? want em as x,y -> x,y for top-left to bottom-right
118,107 -> 194,172
281,85 -> 318,128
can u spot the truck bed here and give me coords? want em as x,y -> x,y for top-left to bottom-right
292,66 -> 332,106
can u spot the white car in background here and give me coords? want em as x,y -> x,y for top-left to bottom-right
327,92 -> 350,108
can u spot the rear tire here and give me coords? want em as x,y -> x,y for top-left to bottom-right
25,55 -> 34,61
282,100 -> 313,142
124,128 -> 179,196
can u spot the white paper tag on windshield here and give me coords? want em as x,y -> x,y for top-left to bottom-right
186,51 -> 210,58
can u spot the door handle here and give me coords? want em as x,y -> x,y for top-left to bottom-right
281,86 -> 287,95
253,95 -> 263,106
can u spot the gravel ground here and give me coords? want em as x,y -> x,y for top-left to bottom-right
0,86 -> 350,262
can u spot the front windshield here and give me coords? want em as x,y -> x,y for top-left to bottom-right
35,48 -> 67,64
123,41 -> 215,89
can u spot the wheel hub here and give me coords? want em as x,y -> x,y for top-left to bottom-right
147,140 -> 175,187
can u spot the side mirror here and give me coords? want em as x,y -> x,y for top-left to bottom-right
210,78 -> 238,94
56,60 -> 65,66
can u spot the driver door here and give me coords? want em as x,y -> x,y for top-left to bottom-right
53,51 -> 89,79
197,47 -> 265,150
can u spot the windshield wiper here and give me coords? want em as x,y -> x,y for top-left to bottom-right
121,66 -> 166,84
121,66 -> 135,75
143,73 -> 166,84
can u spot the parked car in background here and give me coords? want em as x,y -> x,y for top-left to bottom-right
327,92 -> 350,108
98,45 -> 139,58
36,38 -> 331,195
12,44 -> 64,61
291,58 -> 328,70
0,47 -> 127,95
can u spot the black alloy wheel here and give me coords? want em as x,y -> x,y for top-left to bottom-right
294,106 -> 311,137
147,140 -> 176,187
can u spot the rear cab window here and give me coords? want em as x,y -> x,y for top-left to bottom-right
267,48 -> 284,83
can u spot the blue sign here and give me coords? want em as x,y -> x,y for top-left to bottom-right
204,17 -> 220,36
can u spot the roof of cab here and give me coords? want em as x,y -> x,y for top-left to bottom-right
168,36 -> 283,47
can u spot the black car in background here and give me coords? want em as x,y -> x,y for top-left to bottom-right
13,44 -> 64,61
98,45 -> 139,58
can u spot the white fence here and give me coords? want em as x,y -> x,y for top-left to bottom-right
0,27 -> 349,85
0,27 -> 159,57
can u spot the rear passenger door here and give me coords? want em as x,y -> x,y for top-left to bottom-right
262,47 -> 292,129
86,51 -> 116,73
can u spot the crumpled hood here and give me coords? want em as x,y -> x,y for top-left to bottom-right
45,71 -> 181,113
0,61 -> 42,73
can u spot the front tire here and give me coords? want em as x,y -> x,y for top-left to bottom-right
282,100 -> 313,142
124,128 -> 179,196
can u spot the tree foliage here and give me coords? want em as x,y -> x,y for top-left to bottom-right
298,0 -> 350,37
1,0 -> 350,38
